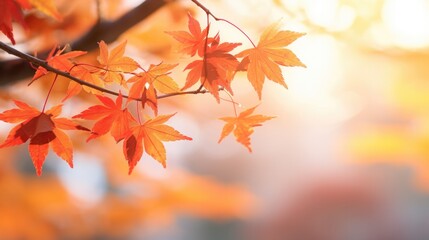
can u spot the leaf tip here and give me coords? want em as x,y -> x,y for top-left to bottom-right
35,167 -> 42,176
86,134 -> 97,142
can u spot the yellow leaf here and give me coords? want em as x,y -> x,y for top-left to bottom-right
97,40 -> 139,86
237,23 -> 305,99
218,106 -> 275,152
123,114 -> 192,173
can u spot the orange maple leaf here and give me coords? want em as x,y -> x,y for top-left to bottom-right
123,113 -> 192,174
63,64 -> 104,101
73,94 -> 136,142
183,35 -> 241,101
0,100 -> 89,175
218,106 -> 275,152
236,23 -> 305,99
127,63 -> 179,115
166,13 -> 209,57
32,45 -> 87,83
97,40 -> 139,86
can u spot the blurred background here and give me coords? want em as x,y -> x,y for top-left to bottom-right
2,0 -> 429,239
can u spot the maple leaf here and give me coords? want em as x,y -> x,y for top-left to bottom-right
32,45 -> 87,83
236,23 -> 305,99
167,13 -> 241,101
123,113 -> 192,174
97,40 -> 139,86
166,13 -> 209,57
0,100 -> 89,175
73,94 -> 136,142
127,63 -> 179,115
63,64 -> 104,101
0,0 -> 27,44
218,106 -> 275,152
183,35 -> 241,101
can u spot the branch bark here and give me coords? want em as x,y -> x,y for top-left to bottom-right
0,0 -> 171,86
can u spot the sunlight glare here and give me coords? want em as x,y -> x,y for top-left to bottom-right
305,0 -> 339,27
382,0 -> 429,48
336,5 -> 356,31
283,35 -> 361,124
303,0 -> 355,31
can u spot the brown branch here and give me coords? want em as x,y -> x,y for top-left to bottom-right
0,0 -> 233,100
0,41 -> 123,96
0,0 -> 171,86
158,88 -> 213,99
0,41 -> 212,100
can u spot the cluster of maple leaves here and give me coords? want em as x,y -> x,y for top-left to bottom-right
0,1 -> 305,175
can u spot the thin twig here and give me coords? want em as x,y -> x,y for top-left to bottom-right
190,0 -> 256,47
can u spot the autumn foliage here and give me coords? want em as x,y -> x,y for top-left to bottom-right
0,0 -> 305,175
0,101 -> 89,175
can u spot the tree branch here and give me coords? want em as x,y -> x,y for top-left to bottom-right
0,41 -> 212,101
0,0 -> 171,86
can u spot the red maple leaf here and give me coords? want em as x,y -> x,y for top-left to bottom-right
0,0 -> 62,44
123,113 -> 192,174
0,100 -> 89,175
218,106 -> 274,152
32,45 -> 87,83
0,0 -> 28,44
183,34 -> 241,101
73,94 -> 136,142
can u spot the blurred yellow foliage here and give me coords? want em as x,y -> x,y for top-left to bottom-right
0,145 -> 253,239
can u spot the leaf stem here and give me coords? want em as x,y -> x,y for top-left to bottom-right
196,12 -> 211,93
136,101 -> 142,124
223,90 -> 239,117
217,18 -> 256,48
42,74 -> 59,112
